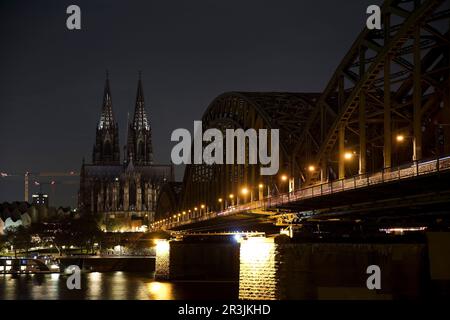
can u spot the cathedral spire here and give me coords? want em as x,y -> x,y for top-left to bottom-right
92,72 -> 120,165
98,70 -> 115,130
132,72 -> 150,131
126,72 -> 153,165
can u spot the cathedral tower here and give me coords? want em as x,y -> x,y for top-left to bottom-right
92,73 -> 121,165
126,73 -> 153,165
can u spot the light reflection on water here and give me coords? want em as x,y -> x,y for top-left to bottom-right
0,272 -> 238,300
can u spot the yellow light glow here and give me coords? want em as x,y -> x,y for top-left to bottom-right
344,152 -> 353,160
200,204 -> 205,209
173,214 -> 177,218
281,175 -> 288,182
241,187 -> 249,195
155,239 -> 170,254
218,198 -> 223,203
308,165 -> 316,172
194,207 -> 198,211
147,281 -> 171,300
396,134 -> 405,142
258,183 -> 263,189
229,194 -> 234,199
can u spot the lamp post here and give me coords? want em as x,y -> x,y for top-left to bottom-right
258,183 -> 264,201
229,194 -> 234,206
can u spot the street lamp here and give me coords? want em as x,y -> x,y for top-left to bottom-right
396,134 -> 405,143
229,194 -> 234,206
308,165 -> 316,172
280,174 -> 289,193
240,186 -> 253,202
258,183 -> 264,200
343,151 -> 354,160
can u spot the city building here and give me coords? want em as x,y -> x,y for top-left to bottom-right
31,193 -> 49,208
78,73 -> 173,232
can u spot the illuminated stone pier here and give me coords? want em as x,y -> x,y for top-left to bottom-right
154,239 -> 170,280
239,236 -> 430,300
154,234 -> 450,299
154,237 -> 240,281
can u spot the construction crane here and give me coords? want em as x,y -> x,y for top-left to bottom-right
0,171 -> 78,202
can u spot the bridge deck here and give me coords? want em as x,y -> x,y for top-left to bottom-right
152,156 -> 450,231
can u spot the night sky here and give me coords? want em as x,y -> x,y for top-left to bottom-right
0,0 -> 381,207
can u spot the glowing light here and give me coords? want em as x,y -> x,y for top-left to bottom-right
281,175 -> 288,182
344,152 -> 353,160
241,187 -> 249,195
147,281 -> 171,300
380,227 -> 426,234
234,234 -> 243,242
396,134 -> 405,142
258,183 -> 264,189
194,207 -> 198,211
173,214 -> 177,218
200,204 -> 205,209
218,198 -> 223,203
229,194 -> 234,199
155,239 -> 170,254
308,165 -> 316,172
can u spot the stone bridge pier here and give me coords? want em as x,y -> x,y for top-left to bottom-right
155,233 -> 450,299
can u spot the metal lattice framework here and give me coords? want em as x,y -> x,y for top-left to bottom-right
158,0 -> 450,221
180,92 -> 318,212
295,0 -> 450,184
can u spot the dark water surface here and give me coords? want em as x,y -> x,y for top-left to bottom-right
0,272 -> 238,300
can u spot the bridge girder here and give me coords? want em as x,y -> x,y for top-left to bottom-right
155,0 -> 450,230
295,0 -> 450,184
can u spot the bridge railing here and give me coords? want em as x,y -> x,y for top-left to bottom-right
269,154 -> 450,207
155,155 -> 450,230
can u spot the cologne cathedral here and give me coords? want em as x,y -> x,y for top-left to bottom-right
78,74 -> 173,232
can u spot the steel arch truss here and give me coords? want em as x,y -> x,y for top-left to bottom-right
180,92 -> 318,212
295,0 -> 450,184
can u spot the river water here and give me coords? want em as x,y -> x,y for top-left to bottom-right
0,272 -> 238,300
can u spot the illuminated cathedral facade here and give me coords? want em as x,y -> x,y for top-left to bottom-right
78,73 -> 173,232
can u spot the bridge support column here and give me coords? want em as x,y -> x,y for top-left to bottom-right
359,47 -> 367,175
159,238 -> 239,281
443,22 -> 450,155
413,25 -> 422,161
384,59 -> 392,169
338,124 -> 345,180
384,13 -> 392,169
154,239 -> 170,280
239,236 -> 427,299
